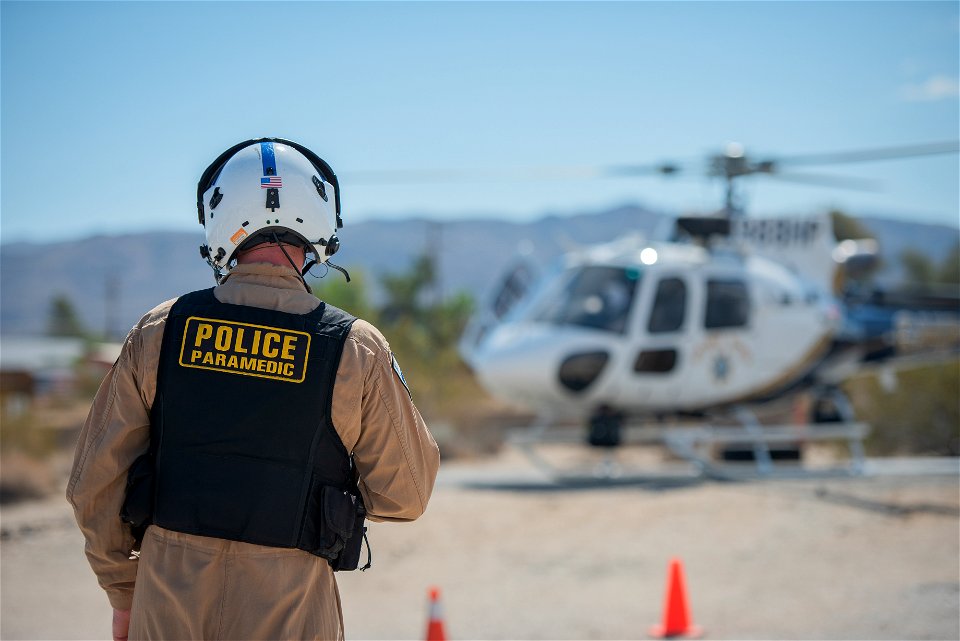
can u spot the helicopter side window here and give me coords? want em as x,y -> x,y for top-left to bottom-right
705,279 -> 750,329
648,277 -> 687,334
534,266 -> 639,333
634,348 -> 677,373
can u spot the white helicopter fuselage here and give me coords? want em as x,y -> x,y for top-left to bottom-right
465,235 -> 842,420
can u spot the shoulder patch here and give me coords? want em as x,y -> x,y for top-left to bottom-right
391,353 -> 412,400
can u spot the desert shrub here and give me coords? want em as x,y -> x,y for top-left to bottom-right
844,359 -> 960,456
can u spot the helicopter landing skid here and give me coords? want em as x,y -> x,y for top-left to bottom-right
506,408 -> 870,483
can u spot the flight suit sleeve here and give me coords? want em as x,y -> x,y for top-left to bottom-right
333,320 -> 440,523
66,314 -> 159,610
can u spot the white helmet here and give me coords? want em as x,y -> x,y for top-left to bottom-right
196,138 -> 343,279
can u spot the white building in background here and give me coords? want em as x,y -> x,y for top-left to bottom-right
0,336 -> 122,418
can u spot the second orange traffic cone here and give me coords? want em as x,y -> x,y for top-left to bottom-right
425,586 -> 447,641
649,558 -> 703,638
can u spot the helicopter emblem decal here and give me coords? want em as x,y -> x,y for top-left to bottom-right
713,353 -> 731,382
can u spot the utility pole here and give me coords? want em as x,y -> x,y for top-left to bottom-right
105,274 -> 120,341
429,221 -> 444,307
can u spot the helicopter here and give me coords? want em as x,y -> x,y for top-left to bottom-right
448,141 -> 960,478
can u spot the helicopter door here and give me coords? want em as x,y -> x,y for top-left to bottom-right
680,276 -> 754,408
636,276 -> 688,373
621,275 -> 689,408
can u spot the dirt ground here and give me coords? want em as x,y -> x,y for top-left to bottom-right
1,450 -> 958,641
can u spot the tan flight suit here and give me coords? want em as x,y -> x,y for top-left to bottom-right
67,263 -> 441,640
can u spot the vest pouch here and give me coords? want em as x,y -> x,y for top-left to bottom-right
120,452 -> 155,529
331,494 -> 368,572
301,478 -> 355,560
323,485 -> 357,542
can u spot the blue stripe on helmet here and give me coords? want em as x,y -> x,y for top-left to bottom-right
260,142 -> 277,176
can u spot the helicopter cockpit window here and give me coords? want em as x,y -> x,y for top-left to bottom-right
648,277 -> 687,333
705,279 -> 750,329
492,263 -> 536,320
534,266 -> 639,333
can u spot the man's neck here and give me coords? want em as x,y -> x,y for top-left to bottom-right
237,244 -> 306,270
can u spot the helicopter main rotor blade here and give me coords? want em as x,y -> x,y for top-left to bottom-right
766,172 -> 881,191
600,162 -> 687,177
343,168 -> 509,185
771,141 -> 959,168
341,141 -> 957,186
344,162 -> 693,185
342,165 -> 606,185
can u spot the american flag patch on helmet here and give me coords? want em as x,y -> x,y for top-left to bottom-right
260,176 -> 283,189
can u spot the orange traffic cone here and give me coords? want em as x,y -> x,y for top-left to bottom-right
425,586 -> 447,641
649,558 -> 703,638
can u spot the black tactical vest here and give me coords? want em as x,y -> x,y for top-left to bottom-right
122,288 -> 367,567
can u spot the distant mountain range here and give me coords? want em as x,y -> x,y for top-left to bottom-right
1,205 -> 956,337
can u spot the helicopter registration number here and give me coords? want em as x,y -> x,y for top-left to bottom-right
733,219 -> 823,246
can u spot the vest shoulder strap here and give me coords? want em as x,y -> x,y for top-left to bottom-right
167,287 -> 357,333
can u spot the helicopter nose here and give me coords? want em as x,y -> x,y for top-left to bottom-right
470,325 -> 566,406
470,323 -> 616,408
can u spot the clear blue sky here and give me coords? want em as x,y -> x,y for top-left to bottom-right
2,1 -> 958,243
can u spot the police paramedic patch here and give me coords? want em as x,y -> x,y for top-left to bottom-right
179,316 -> 311,383
392,353 -> 412,399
